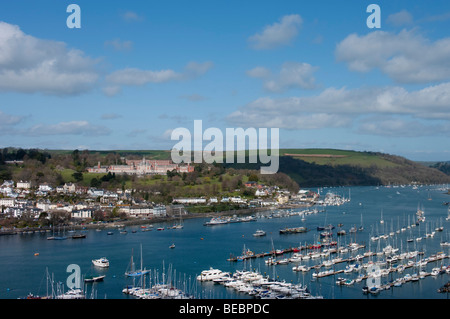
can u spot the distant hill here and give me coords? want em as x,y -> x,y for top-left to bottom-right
224,149 -> 450,187
2,147 -> 449,188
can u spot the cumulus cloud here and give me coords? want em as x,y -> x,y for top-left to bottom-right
335,29 -> 450,83
0,21 -> 100,95
226,83 -> 450,133
247,62 -> 318,92
248,14 -> 302,50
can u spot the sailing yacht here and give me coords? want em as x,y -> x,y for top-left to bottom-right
125,245 -> 150,277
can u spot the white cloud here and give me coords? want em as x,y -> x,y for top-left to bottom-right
247,62 -> 318,92
184,61 -> 214,77
105,61 -> 213,87
336,29 -> 450,83
0,111 -> 24,126
248,14 -> 302,50
387,10 -> 414,26
226,83 -> 450,132
106,68 -> 182,86
121,11 -> 143,22
246,66 -> 271,79
27,121 -> 110,136
0,21 -> 100,95
357,116 -> 450,137
102,85 -> 122,96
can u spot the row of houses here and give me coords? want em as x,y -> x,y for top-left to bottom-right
0,197 -> 167,220
171,188 -> 318,207
1,180 -> 168,220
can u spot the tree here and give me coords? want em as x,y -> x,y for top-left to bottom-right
72,171 -> 83,182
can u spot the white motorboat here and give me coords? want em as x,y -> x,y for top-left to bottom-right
196,268 -> 225,281
92,257 -> 109,268
253,230 -> 266,237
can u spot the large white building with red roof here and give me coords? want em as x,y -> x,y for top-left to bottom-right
87,157 -> 193,175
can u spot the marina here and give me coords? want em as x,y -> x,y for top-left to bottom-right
1,184 -> 450,299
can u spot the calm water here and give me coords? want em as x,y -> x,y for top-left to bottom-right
1,185 -> 449,299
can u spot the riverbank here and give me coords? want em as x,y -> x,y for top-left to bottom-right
0,202 -> 313,235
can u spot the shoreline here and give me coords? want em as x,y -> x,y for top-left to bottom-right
1,202 -> 313,235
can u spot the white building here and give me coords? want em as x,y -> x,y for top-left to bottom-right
63,183 -> 76,193
39,183 -> 54,192
127,205 -> 167,218
71,209 -> 92,219
172,198 -> 207,205
230,196 -> 246,204
16,181 -> 31,189
0,198 -> 15,207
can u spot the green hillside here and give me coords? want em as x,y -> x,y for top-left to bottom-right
1,147 -> 449,188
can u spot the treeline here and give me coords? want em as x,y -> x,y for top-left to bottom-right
224,156 -> 382,187
371,154 -> 450,185
131,163 -> 300,205
0,148 -> 126,186
430,162 -> 450,176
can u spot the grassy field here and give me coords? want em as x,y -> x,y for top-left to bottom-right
279,148 -> 399,168
46,148 -> 398,168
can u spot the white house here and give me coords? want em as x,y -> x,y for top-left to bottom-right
71,209 -> 92,219
88,188 -> 104,197
0,198 -> 15,207
255,189 -> 268,197
16,181 -> 31,189
63,183 -> 76,193
39,183 -> 54,192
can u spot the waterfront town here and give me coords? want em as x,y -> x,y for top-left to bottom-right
0,162 -> 320,232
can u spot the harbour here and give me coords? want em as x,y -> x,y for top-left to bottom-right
1,184 -> 449,299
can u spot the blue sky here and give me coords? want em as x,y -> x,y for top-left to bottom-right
0,0 -> 449,161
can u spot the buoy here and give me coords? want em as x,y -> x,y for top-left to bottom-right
200,238 -> 204,240
34,253 -> 39,256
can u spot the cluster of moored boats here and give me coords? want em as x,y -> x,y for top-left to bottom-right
203,215 -> 257,226
196,268 -> 322,299
122,283 -> 192,299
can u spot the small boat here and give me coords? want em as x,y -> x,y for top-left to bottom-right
169,243 -> 175,249
253,230 -> 266,237
84,275 -> 105,283
71,234 -> 86,239
157,227 -> 164,231
92,257 -> 110,268
107,232 -> 114,235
